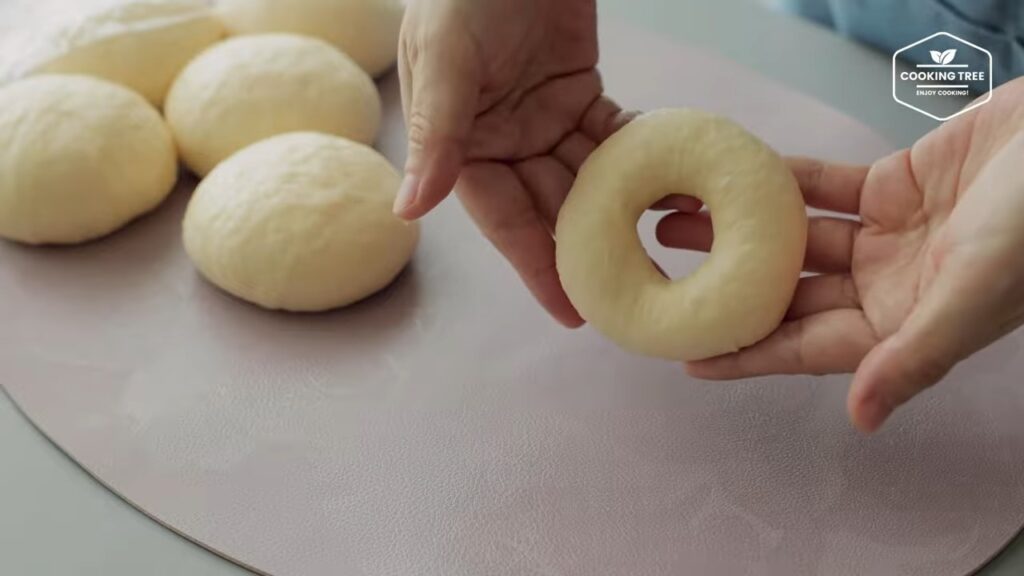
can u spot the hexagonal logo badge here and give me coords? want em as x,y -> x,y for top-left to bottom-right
893,32 -> 993,121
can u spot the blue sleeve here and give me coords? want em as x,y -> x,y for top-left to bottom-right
777,0 -> 1023,86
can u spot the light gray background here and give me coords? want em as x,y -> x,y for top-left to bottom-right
1,0 -> 1020,574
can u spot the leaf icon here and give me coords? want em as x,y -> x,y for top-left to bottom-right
930,50 -> 944,64
941,49 -> 957,64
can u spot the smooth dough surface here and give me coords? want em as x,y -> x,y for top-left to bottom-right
183,132 -> 419,312
0,75 -> 178,245
165,33 -> 381,177
28,0 -> 223,107
218,0 -> 404,77
556,109 -> 808,361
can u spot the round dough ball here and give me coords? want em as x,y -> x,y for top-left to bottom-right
165,33 -> 382,177
218,0 -> 403,77
0,75 -> 178,245
27,0 -> 223,107
556,109 -> 808,361
183,132 -> 419,312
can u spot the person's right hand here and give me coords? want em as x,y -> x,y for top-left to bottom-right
396,0 -> 695,326
659,77 -> 1024,432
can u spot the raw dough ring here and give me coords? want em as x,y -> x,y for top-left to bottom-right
556,109 -> 808,361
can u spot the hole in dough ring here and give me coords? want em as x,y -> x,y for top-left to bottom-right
555,109 -> 808,361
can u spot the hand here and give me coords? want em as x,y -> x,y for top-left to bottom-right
396,0 -> 700,326
658,78 -> 1024,432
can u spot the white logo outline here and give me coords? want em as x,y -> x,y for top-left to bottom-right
892,32 -> 993,122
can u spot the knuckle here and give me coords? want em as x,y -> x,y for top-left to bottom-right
522,260 -> 558,287
841,275 -> 860,307
805,159 -> 827,189
790,318 -> 814,369
406,108 -> 468,155
406,109 -> 432,149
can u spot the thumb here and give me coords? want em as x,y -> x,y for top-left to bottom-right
847,265 -> 997,433
394,34 -> 478,220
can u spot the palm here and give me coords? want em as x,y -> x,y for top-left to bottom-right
855,84 -> 1024,353
465,0 -> 601,160
851,142 -> 952,344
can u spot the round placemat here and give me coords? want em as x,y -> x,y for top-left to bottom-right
2,19 -> 1022,576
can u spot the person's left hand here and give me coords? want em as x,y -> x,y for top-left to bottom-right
657,77 -> 1024,433
397,0 -> 607,326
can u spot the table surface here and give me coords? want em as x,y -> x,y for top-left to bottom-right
1,0 -> 1021,574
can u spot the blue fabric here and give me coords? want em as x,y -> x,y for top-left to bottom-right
778,0 -> 1024,86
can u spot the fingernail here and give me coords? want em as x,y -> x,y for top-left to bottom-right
393,175 -> 419,217
858,396 -> 894,434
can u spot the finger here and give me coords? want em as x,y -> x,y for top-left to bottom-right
786,274 -> 860,320
685,309 -> 877,380
804,217 -> 859,273
579,95 -> 637,143
655,212 -> 714,253
398,30 -> 412,124
656,212 -> 858,273
651,195 -> 704,212
514,156 -> 575,231
394,32 -> 479,220
787,157 -> 870,215
553,132 -> 596,175
457,162 -> 584,328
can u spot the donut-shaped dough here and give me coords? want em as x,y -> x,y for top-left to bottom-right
183,132 -> 419,312
556,109 -> 807,361
26,0 -> 223,107
218,0 -> 404,78
165,34 -> 381,177
0,75 -> 178,245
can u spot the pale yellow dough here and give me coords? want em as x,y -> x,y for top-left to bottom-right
183,132 -> 419,312
165,33 -> 382,177
556,109 -> 808,361
0,75 -> 178,245
28,0 -> 223,107
218,0 -> 404,77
